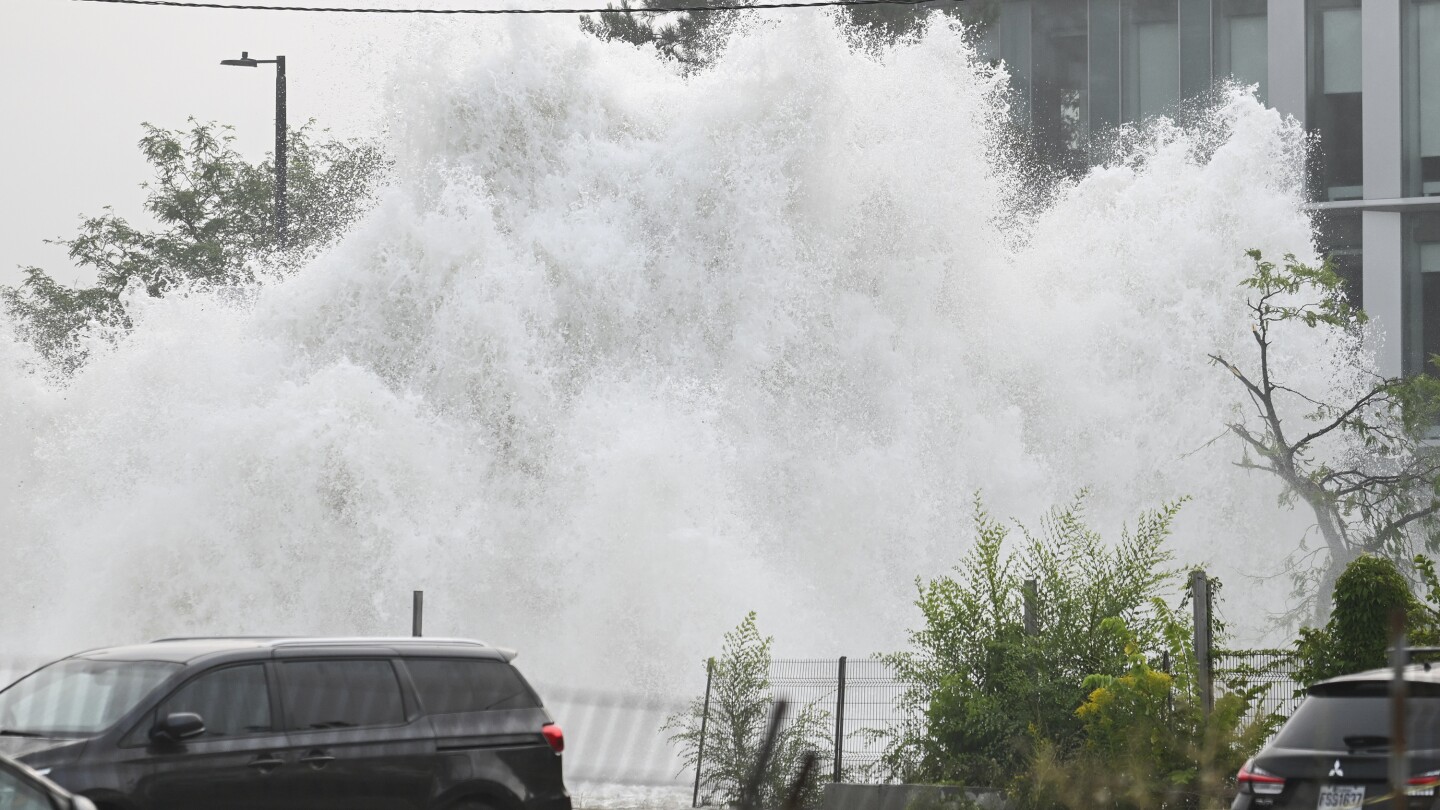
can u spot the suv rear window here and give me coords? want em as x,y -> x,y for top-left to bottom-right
407,659 -> 539,714
280,660 -> 406,730
1274,694 -> 1440,751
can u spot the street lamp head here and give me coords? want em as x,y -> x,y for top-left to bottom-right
220,51 -> 259,68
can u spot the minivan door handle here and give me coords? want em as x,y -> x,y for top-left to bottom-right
299,750 -> 335,769
247,755 -> 285,773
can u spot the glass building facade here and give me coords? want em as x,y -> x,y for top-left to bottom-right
998,0 -> 1264,168
1404,213 -> 1440,374
1404,0 -> 1440,198
980,0 -> 1440,380
1308,0 -> 1363,200
1215,0 -> 1268,101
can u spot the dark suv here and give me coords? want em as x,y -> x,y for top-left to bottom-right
1233,664 -> 1440,810
0,637 -> 571,810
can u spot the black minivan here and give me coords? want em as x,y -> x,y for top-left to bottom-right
0,637 -> 571,810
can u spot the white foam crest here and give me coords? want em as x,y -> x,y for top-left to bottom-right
1,17 -> 1356,682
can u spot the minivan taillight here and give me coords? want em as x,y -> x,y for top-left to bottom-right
542,723 -> 564,754
1237,758 -> 1285,796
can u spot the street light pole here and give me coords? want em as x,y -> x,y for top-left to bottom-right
220,51 -> 288,250
274,55 -> 287,250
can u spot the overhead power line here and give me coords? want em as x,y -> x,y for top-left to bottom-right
75,0 -> 963,12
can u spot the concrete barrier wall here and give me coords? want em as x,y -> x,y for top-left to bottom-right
822,783 -> 1010,810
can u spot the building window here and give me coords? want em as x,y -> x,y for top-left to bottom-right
1090,0 -> 1122,132
1316,210 -> 1363,311
1032,0 -> 1089,173
1308,0 -> 1363,201
1404,0 -> 1440,197
1124,0 -> 1181,122
1404,213 -> 1440,375
1214,0 -> 1268,102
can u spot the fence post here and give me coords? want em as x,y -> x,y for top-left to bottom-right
833,656 -> 847,783
1389,611 -> 1408,806
1023,579 -> 1038,635
693,657 -> 715,808
1190,569 -> 1213,717
412,590 -> 423,637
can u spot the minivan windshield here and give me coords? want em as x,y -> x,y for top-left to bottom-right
0,659 -> 180,737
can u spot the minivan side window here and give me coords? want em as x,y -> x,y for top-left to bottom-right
156,665 -> 272,739
280,660 -> 406,730
407,659 -> 539,714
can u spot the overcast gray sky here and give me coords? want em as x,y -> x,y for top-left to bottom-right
0,0 -> 438,288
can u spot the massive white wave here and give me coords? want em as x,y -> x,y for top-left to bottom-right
0,14 -> 1352,690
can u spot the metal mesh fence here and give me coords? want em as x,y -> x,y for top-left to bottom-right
766,658 -> 905,782
1211,648 -> 1306,724
767,658 -> 842,782
833,659 -> 906,780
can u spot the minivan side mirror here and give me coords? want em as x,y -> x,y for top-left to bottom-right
150,712 -> 205,743
72,797 -> 99,810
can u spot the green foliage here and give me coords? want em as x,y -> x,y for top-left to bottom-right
1212,250 -> 1440,620
842,1 -> 998,44
1023,619 -> 1277,810
1416,554 -> 1440,618
1293,554 -> 1440,684
1328,556 -> 1415,666
2,119 -> 386,372
579,1 -> 999,70
665,613 -> 830,808
883,494 -> 1277,808
1236,249 -> 1365,331
878,493 -> 1185,788
580,0 -> 743,69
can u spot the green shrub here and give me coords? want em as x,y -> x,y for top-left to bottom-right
1024,619 -> 1277,810
666,612 -> 831,808
881,493 -> 1278,809
1294,554 -> 1440,684
878,493 -> 1184,788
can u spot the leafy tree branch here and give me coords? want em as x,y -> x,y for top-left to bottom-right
3,118 -> 387,372
1211,250 -> 1440,621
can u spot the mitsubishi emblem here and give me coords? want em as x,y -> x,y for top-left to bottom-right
1329,760 -> 1344,778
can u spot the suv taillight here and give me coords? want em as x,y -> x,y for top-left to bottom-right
1238,758 -> 1285,796
1410,770 -> 1440,797
542,723 -> 564,754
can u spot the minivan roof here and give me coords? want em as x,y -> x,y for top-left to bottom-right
1309,662 -> 1440,695
69,637 -> 516,665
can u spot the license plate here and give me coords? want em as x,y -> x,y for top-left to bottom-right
1317,784 -> 1366,810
